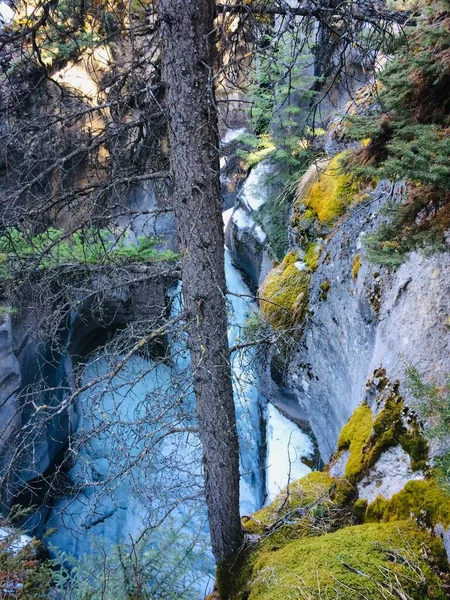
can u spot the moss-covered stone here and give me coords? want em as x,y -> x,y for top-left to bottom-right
365,479 -> 450,528
335,371 -> 429,483
294,152 -> 362,226
259,251 -> 310,331
239,521 -> 447,600
337,403 -> 373,480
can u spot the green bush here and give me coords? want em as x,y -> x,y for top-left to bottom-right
0,227 -> 178,279
0,526 -> 52,599
348,10 -> 450,264
406,364 -> 450,486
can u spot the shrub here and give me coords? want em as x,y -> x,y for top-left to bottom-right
0,227 -> 178,279
0,526 -> 52,599
348,10 -> 450,263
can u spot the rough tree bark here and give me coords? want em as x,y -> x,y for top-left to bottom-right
158,0 -> 243,564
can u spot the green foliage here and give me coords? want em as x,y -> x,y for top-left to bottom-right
253,192 -> 293,261
0,305 -> 18,316
53,520 -> 213,600
237,34 -> 316,174
406,364 -> 450,486
237,35 -> 318,259
348,12 -> 450,263
0,526 -> 52,599
0,227 -> 178,279
12,0 -> 119,68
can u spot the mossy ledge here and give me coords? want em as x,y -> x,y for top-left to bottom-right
240,522 -> 447,600
291,151 -> 364,234
332,368 -> 429,483
211,378 -> 449,599
214,473 -> 448,599
365,478 -> 450,528
259,251 -> 310,331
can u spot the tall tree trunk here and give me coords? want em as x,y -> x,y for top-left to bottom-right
158,0 -> 243,563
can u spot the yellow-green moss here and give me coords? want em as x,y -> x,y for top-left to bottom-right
243,471 -> 332,536
304,241 -> 321,271
335,373 -> 429,483
259,252 -> 310,331
300,152 -> 362,225
366,479 -> 450,528
337,403 -> 374,479
318,278 -> 331,301
352,253 -> 362,279
243,521 -> 447,600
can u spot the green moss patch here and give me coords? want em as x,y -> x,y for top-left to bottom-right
259,251 -> 310,331
293,152 -> 362,227
334,370 -> 429,483
304,241 -> 321,271
244,522 -> 447,600
318,278 -> 331,301
366,479 -> 450,528
337,403 -> 373,480
352,253 -> 362,279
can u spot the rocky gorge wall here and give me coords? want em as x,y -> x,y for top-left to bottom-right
0,181 -> 177,527
226,155 -> 450,465
288,178 -> 450,461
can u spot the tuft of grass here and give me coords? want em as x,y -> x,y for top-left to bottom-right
259,252 -> 310,331
352,253 -> 362,279
297,152 -> 363,226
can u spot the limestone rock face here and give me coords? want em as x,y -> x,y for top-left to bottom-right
357,446 -> 424,505
287,179 -> 450,461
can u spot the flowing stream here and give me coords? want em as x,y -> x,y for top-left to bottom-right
46,152 -> 313,598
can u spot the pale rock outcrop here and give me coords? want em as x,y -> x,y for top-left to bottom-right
357,446 -> 424,505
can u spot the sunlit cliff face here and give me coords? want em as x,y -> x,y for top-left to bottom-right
53,44 -> 112,103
